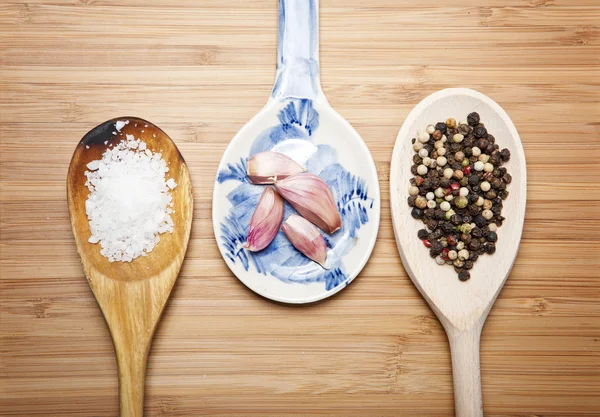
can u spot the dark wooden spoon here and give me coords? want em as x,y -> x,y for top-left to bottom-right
67,117 -> 193,416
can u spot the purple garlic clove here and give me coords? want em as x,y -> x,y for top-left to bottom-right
274,173 -> 342,234
244,187 -> 284,252
247,151 -> 304,185
281,214 -> 329,269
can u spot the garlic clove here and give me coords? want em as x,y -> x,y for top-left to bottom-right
281,214 -> 329,269
244,187 -> 284,252
247,151 -> 304,185
274,173 -> 342,234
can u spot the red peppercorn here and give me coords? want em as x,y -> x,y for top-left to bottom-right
415,176 -> 424,186
447,235 -> 457,246
422,239 -> 431,248
450,183 -> 460,191
463,165 -> 471,175
441,248 -> 449,260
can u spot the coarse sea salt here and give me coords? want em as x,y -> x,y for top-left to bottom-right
84,135 -> 177,262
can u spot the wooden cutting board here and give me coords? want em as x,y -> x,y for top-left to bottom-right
1,0 -> 599,415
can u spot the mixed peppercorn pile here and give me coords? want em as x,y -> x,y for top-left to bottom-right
407,112 -> 512,281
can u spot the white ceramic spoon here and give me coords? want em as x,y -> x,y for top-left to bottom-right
212,0 -> 380,304
390,88 -> 526,417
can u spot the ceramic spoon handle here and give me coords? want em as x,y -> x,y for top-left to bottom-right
272,0 -> 321,100
447,326 -> 483,417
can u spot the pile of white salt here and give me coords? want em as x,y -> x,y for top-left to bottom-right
84,132 -> 177,262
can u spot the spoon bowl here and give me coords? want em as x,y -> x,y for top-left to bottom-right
212,0 -> 380,304
67,117 -> 193,416
390,88 -> 526,416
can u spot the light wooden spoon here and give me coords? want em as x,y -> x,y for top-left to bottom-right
390,89 -> 526,417
67,117 -> 193,416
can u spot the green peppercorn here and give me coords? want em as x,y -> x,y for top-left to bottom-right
455,196 -> 468,208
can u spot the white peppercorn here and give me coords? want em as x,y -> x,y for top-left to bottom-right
409,186 -> 420,196
445,194 -> 454,201
427,200 -> 436,209
440,201 -> 451,211
413,142 -> 424,152
483,199 -> 492,210
438,147 -> 447,156
476,196 -> 484,206
478,154 -> 490,163
435,140 -> 444,149
458,249 -> 469,260
482,209 -> 493,220
474,161 -> 484,171
484,162 -> 494,172
441,135 -> 448,143
434,187 -> 445,198
452,133 -> 464,143
419,148 -> 429,158
448,250 -> 458,260
426,125 -> 435,134
435,256 -> 445,265
459,187 -> 469,197
489,223 -> 498,232
423,157 -> 432,167
472,146 -> 481,157
437,156 -> 447,167
443,168 -> 454,179
480,181 -> 491,192
417,165 -> 428,175
456,241 -> 465,250
418,131 -> 430,143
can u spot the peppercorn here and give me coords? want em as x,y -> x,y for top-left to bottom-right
463,260 -> 474,270
450,214 -> 462,225
430,240 -> 443,255
435,209 -> 445,220
458,270 -> 470,281
499,190 -> 509,200
422,239 -> 431,248
467,112 -> 480,126
427,219 -> 438,230
435,122 -> 447,133
502,173 -> 512,184
474,214 -> 486,227
446,118 -> 457,128
469,252 -> 479,261
411,207 -> 424,219
500,148 -> 511,161
407,196 -> 416,207
458,124 -> 470,136
487,231 -> 498,242
484,242 -> 496,254
442,222 -> 454,233
411,165 -> 418,175
474,125 -> 487,138
417,229 -> 429,240
485,190 -> 497,200
468,238 -> 481,251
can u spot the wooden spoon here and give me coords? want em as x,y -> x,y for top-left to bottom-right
390,89 -> 526,417
67,117 -> 193,416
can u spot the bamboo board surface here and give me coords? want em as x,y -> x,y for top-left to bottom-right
1,0 -> 599,415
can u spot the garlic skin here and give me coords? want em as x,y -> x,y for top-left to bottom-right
281,214 -> 329,269
244,187 -> 284,252
247,151 -> 304,185
274,173 -> 342,234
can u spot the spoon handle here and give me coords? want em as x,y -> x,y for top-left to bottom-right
447,326 -> 483,417
115,341 -> 148,416
272,0 -> 321,100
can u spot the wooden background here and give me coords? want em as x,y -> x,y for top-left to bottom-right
1,0 -> 599,415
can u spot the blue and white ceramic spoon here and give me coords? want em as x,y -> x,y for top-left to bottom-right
213,0 -> 380,304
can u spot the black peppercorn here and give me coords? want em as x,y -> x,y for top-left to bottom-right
491,206 -> 501,216
407,196 -> 416,207
464,260 -> 474,270
485,190 -> 497,200
469,252 -> 479,261
413,155 -> 422,164
435,122 -> 447,133
468,204 -> 480,216
471,227 -> 482,238
458,270 -> 471,281
427,219 -> 438,230
499,190 -> 509,200
481,226 -> 490,237
424,208 -> 435,218
474,125 -> 487,138
468,175 -> 479,186
430,241 -> 443,256
473,214 -> 487,227
462,214 -> 472,224
418,229 -> 429,240
489,154 -> 501,166
502,173 -> 512,184
487,231 -> 498,242
442,222 -> 454,233
469,239 -> 481,251
411,207 -> 424,219
468,193 -> 479,204
500,148 -> 511,161
411,165 -> 418,175
486,134 -> 495,144
440,178 -> 451,188
451,214 -> 462,225
467,112 -> 480,126
477,138 -> 489,150
431,228 -> 443,240
458,124 -> 471,135
435,209 -> 446,220
477,247 -> 486,255
450,143 -> 461,153
464,147 -> 473,157
484,242 -> 496,254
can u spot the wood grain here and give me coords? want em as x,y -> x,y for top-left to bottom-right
1,0 -> 599,416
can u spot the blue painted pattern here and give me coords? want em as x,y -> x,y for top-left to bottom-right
217,99 -> 373,290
